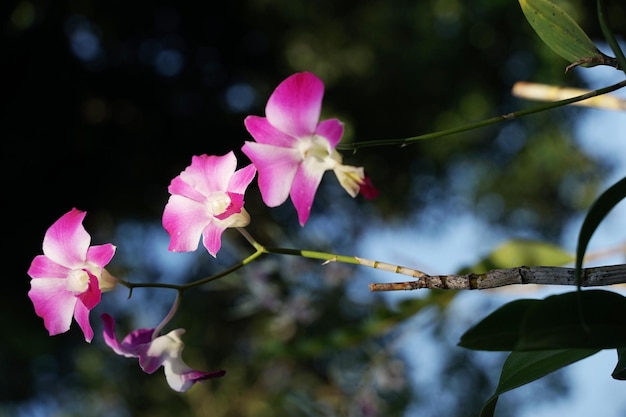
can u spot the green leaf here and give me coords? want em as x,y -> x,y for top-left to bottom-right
459,239 -> 573,274
612,347 -> 626,380
480,349 -> 600,417
518,290 -> 626,350
518,0 -> 614,69
458,299 -> 538,350
459,290 -> 626,351
575,176 -> 626,287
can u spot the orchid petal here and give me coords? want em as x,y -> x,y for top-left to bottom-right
265,72 -> 324,138
86,243 -> 117,267
241,142 -> 300,207
201,221 -> 227,257
163,153 -> 255,256
290,164 -> 327,226
27,255 -> 71,279
28,209 -> 115,341
244,116 -> 296,147
101,314 -> 225,392
28,278 -> 77,336
315,119 -> 344,148
73,299 -> 95,342
163,195 -> 211,252
41,208 -> 90,268
228,164 -> 257,194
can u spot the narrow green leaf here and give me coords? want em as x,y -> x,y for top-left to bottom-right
517,290 -> 626,350
575,176 -> 626,287
519,0 -> 614,69
597,0 -> 626,73
458,299 -> 538,351
612,347 -> 626,380
480,349 -> 600,417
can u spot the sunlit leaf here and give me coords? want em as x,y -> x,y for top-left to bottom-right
518,0 -> 615,70
575,176 -> 626,287
458,299 -> 538,350
612,347 -> 626,380
480,349 -> 600,417
460,239 -> 573,274
518,290 -> 626,350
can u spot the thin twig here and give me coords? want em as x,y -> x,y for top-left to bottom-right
369,263 -> 626,291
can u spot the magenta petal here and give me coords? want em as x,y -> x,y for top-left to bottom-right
184,154 -> 237,196
214,192 -> 244,220
244,116 -> 296,147
163,195 -> 211,252
290,164 -> 326,226
28,278 -> 76,336
201,221 -> 227,257
241,142 -> 300,207
265,72 -> 324,138
102,313 -> 152,357
86,243 -> 117,268
315,119 -> 344,148
73,301 -> 94,342
27,255 -> 71,279
167,175 -> 205,202
42,208 -> 90,268
228,164 -> 257,194
359,174 -> 379,200
77,272 -> 102,310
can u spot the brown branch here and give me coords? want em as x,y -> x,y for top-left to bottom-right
368,263 -> 626,291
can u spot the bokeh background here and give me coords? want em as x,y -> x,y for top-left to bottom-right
2,0 -> 625,416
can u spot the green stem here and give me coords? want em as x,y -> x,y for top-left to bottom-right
263,246 -> 429,279
115,228 -> 431,293
116,246 -> 266,293
597,0 -> 626,75
336,79 -> 626,151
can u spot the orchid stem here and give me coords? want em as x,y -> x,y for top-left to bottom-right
337,80 -> 626,150
152,290 -> 182,339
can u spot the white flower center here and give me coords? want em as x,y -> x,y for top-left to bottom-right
206,192 -> 231,216
66,269 -> 90,294
297,135 -> 339,172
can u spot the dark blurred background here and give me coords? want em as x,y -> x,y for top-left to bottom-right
2,0 -> 624,416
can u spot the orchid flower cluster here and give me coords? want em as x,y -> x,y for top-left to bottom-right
27,72 -> 377,392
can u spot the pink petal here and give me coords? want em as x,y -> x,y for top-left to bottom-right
265,72 -> 324,138
167,175 -> 206,202
102,313 -> 152,357
244,116 -> 298,147
86,243 -> 117,267
162,195 -> 211,252
290,164 -> 326,226
241,141 -> 301,207
76,272 -> 102,310
227,164 -> 257,194
201,221 -> 227,257
169,369 -> 226,392
27,255 -> 71,279
181,153 -> 237,196
359,174 -> 379,200
214,192 -> 244,221
315,119 -> 344,148
42,208 -> 90,268
28,278 -> 77,336
73,300 -> 95,342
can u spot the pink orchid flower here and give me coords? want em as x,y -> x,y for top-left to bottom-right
102,313 -> 226,392
162,151 -> 256,257
27,208 -> 117,342
242,71 -> 377,226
